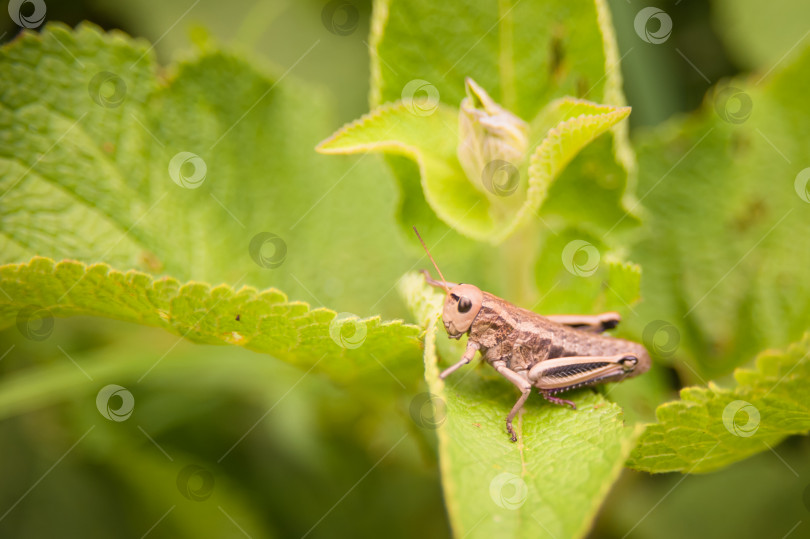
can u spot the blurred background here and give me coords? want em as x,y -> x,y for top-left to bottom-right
1,0 -> 809,537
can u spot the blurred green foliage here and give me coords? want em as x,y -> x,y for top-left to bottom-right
1,1 -> 810,538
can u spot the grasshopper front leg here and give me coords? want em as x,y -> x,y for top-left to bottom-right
490,360 -> 532,442
439,339 -> 480,379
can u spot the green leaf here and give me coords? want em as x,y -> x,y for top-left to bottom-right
399,272 -> 641,539
628,45 -> 810,378
370,0 -> 622,119
533,228 -> 641,315
629,334 -> 810,474
0,24 -> 429,393
318,0 -> 640,243
319,98 -> 630,243
0,23 -> 411,316
0,257 -> 422,389
714,0 -> 810,70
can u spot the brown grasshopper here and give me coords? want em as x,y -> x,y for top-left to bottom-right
414,228 -> 651,442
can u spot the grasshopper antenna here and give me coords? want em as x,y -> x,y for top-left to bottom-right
413,226 -> 450,295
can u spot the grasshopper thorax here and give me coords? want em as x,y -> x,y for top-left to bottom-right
442,284 -> 483,339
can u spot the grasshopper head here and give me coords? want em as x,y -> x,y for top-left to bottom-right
442,284 -> 483,339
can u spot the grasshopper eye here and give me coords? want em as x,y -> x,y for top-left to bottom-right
619,355 -> 638,371
457,297 -> 472,313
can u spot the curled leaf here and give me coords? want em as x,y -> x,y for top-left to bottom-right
318,96 -> 630,243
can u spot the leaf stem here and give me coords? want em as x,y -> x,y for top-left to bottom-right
501,223 -> 540,305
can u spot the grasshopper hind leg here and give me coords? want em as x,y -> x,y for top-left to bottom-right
538,389 -> 577,409
529,353 -> 640,411
543,312 -> 621,333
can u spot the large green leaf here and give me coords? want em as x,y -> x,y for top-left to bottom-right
0,24 -> 425,393
629,334 -> 810,474
0,257 -> 421,389
328,0 -> 639,243
628,45 -> 810,379
400,272 -> 641,539
0,23 -> 410,316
